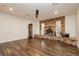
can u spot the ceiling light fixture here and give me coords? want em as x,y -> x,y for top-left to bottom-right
35,9 -> 39,19
54,11 -> 58,14
9,7 -> 14,11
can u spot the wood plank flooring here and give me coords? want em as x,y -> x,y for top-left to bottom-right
0,38 -> 79,56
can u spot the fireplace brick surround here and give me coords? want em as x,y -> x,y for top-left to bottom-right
40,16 -> 65,34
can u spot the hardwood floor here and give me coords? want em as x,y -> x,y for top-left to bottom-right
0,38 -> 79,56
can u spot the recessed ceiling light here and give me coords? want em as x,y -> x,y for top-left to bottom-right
54,11 -> 58,14
9,7 -> 14,11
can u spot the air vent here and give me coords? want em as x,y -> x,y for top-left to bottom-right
52,3 -> 58,6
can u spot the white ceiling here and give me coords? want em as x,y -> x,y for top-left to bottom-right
0,3 -> 79,21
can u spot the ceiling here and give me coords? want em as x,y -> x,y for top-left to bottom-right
0,3 -> 79,21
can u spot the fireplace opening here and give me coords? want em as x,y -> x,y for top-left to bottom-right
45,27 -> 53,35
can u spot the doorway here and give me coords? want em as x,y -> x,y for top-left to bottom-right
56,21 -> 61,37
28,23 -> 33,39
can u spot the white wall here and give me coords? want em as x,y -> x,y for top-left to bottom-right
65,14 -> 76,37
76,8 -> 79,48
41,23 -> 44,35
76,9 -> 79,39
33,20 -> 40,36
0,13 -> 33,43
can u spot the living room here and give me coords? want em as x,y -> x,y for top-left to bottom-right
0,3 -> 79,56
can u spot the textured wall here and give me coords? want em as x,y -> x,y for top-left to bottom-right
40,16 -> 65,34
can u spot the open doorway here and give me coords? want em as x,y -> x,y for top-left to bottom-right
28,23 -> 33,39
